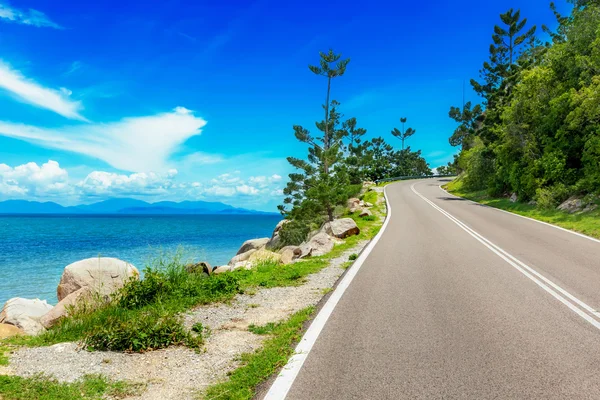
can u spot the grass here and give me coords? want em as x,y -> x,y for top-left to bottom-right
202,307 -> 314,400
444,177 -> 600,240
0,374 -> 145,400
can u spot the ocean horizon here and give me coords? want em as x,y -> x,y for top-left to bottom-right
0,213 -> 281,305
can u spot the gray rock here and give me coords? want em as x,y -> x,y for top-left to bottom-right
185,261 -> 212,275
510,193 -> 518,203
236,238 -> 269,255
364,202 -> 374,208
57,257 -> 139,301
279,246 -> 301,264
40,288 -> 93,329
212,266 -> 231,274
266,220 -> 289,250
557,197 -> 584,213
322,218 -> 360,239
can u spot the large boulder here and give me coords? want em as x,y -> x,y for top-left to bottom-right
185,261 -> 212,275
558,197 -> 584,213
266,220 -> 290,250
248,249 -> 281,264
299,232 -> 334,257
0,298 -> 53,335
40,287 -> 93,329
228,249 -> 257,266
322,218 -> 360,239
280,246 -> 301,264
0,323 -> 25,339
57,257 -> 139,302
212,265 -> 231,274
236,238 -> 269,255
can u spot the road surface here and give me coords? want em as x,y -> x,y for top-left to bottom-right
269,178 -> 600,399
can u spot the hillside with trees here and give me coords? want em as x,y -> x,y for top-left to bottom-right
447,0 -> 600,210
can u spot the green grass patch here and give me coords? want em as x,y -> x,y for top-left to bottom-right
203,307 -> 314,400
445,178 -> 600,240
361,190 -> 378,205
0,374 -> 144,400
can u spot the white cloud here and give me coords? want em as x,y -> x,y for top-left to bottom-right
236,184 -> 259,195
78,170 -> 177,197
0,3 -> 62,29
0,107 -> 207,172
0,160 -> 70,197
0,62 -> 86,120
182,151 -> 224,166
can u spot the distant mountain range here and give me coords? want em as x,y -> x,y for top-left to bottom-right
0,198 -> 278,215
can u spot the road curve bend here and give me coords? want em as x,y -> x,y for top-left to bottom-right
266,178 -> 600,400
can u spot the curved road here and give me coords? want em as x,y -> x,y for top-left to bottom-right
267,178 -> 600,399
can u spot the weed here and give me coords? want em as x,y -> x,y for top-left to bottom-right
348,253 -> 358,261
321,287 -> 333,295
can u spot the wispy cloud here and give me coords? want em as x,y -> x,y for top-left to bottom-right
62,61 -> 83,77
0,107 -> 207,172
0,61 -> 86,120
0,3 -> 62,29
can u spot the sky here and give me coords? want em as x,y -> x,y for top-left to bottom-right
0,0 -> 571,211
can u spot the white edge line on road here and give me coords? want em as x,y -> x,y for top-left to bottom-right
412,182 -> 600,330
438,184 -> 600,245
263,186 -> 394,400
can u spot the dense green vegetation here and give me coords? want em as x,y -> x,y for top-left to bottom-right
446,177 -> 600,239
279,50 -> 431,245
0,374 -> 144,400
203,307 -> 314,400
447,1 -> 600,209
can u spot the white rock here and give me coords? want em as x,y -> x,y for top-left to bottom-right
0,297 -> 53,335
57,257 -> 139,301
300,232 -> 334,257
236,238 -> 269,255
359,209 -> 372,217
322,218 -> 360,239
231,261 -> 253,271
509,193 -> 518,203
212,266 -> 231,274
557,197 -> 584,213
40,288 -> 93,329
228,249 -> 257,266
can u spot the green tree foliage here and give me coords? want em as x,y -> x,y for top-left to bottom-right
449,2 -> 600,205
391,117 -> 416,150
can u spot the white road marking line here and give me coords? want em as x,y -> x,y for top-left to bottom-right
263,187 -> 394,400
412,182 -> 600,329
438,184 -> 600,244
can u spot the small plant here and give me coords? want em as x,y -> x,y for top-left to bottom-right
248,322 -> 276,335
191,322 -> 204,334
321,287 -> 333,295
348,253 -> 358,261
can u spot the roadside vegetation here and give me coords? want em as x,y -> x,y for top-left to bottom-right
0,374 -> 144,400
445,177 -> 600,239
444,1 -> 600,213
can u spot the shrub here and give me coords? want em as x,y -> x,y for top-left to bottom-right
279,219 -> 312,246
535,183 -> 571,209
85,307 -> 201,352
348,253 -> 358,261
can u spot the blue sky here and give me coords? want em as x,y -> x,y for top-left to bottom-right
0,0 -> 570,211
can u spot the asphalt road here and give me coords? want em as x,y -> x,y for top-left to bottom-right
279,178 -> 600,399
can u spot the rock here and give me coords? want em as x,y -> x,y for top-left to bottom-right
347,198 -> 360,208
57,257 -> 139,302
0,298 -> 53,322
510,193 -> 518,203
359,209 -> 372,217
236,238 -> 269,255
185,261 -> 212,275
557,197 -> 584,213
266,220 -> 290,250
0,297 -> 51,335
364,202 -> 374,208
228,249 -> 257,266
212,266 -> 231,274
299,232 -> 334,257
279,246 -> 301,264
322,218 -> 360,239
0,323 -> 25,338
528,200 -> 537,206
40,288 -> 93,329
248,249 -> 282,264
230,261 -> 253,271
583,204 -> 598,213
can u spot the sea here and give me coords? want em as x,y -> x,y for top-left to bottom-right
0,214 -> 281,305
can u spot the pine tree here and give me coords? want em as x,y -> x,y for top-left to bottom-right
391,117 -> 416,150
279,50 -> 351,223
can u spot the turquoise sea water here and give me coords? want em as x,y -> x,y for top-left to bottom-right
0,214 -> 281,305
